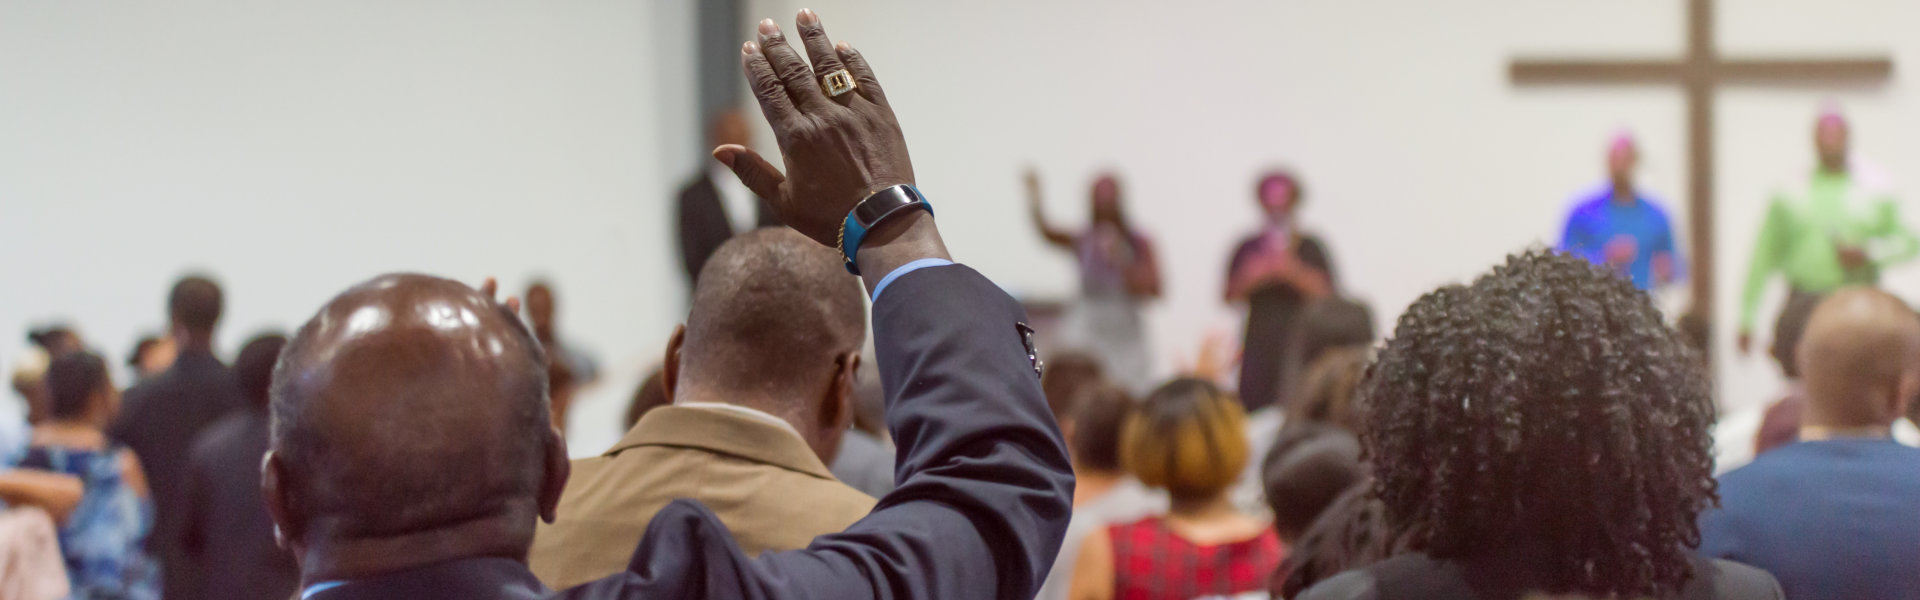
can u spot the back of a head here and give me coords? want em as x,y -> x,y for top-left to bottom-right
1771,292 -> 1825,379
1262,423 -> 1364,542
169,275 -> 224,335
234,334 -> 287,411
1286,346 -> 1372,433
1294,298 -> 1375,369
1798,287 -> 1920,430
27,326 -> 81,357
1362,250 -> 1714,598
270,273 -> 550,547
1068,385 -> 1133,473
1275,482 -> 1398,599
1041,353 -> 1104,426
683,229 -> 866,399
1123,378 -> 1249,502
46,351 -> 108,421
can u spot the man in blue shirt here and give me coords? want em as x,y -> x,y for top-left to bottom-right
1699,287 -> 1920,600
1559,134 -> 1681,290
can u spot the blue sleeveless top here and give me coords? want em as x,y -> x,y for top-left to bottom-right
19,444 -> 160,600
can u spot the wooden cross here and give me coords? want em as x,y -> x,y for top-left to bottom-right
1510,0 -> 1892,345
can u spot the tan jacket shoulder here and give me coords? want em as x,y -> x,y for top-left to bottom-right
529,405 -> 877,590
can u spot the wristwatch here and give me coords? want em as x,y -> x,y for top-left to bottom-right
839,184 -> 934,275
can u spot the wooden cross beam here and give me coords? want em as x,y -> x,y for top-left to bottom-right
1509,0 -> 1892,351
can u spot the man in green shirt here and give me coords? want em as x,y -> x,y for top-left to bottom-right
1739,112 -> 1919,353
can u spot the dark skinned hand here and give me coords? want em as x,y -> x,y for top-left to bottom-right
712,9 -> 915,248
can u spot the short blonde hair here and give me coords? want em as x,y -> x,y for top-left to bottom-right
1122,378 -> 1249,501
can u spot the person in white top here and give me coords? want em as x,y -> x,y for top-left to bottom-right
1035,384 -> 1167,600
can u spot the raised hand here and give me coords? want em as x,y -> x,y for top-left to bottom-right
712,9 -> 915,248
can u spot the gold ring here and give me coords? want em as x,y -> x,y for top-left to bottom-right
821,69 -> 857,98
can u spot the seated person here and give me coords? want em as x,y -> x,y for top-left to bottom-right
531,228 -> 877,588
1270,481 -> 1398,599
1701,287 -> 1920,600
1036,384 -> 1165,600
1299,251 -> 1779,600
22,351 -> 157,599
1070,378 -> 1281,600
1752,291 -> 1821,456
264,12 -> 1071,599
1262,423 -> 1363,546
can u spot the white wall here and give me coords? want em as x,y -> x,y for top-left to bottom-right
0,0 -> 699,456
746,0 -> 1920,429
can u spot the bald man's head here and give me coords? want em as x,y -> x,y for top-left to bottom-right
264,274 -> 566,579
1799,287 -> 1920,431
670,229 -> 866,460
681,229 -> 865,397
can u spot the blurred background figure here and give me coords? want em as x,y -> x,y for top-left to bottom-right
27,327 -> 83,360
1752,292 -> 1824,456
1027,169 -> 1163,392
1226,170 -> 1336,413
1261,423 -> 1363,559
1034,356 -> 1166,600
23,351 -> 157,600
829,356 -> 894,499
182,334 -> 296,600
622,366 -> 670,432
109,275 -> 240,600
677,109 -> 780,290
1559,132 -> 1682,291
524,280 -> 600,391
1738,109 -> 1918,354
1702,288 -> 1920,600
124,336 -> 175,385
17,326 -> 83,427
1230,298 -> 1374,516
1070,378 -> 1280,600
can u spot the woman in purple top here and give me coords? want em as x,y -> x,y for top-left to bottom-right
1028,169 -> 1162,391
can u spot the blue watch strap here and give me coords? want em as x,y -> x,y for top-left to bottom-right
840,185 -> 934,275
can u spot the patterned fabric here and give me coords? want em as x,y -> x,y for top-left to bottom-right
1109,516 -> 1283,600
19,444 -> 159,600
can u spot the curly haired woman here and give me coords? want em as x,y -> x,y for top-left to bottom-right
1298,250 -> 1781,600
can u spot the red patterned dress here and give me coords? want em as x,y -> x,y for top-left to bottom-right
1108,516 -> 1284,600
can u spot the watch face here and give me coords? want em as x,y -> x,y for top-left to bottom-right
854,185 -> 924,227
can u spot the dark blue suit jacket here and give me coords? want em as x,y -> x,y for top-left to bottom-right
310,264 -> 1075,600
1700,438 -> 1920,600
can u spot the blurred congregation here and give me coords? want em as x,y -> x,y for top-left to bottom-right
10,2 -> 1920,600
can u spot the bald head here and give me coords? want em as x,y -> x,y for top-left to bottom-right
265,274 -> 564,578
1799,287 -> 1920,430
682,229 -> 865,399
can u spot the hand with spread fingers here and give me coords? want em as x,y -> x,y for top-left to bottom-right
712,9 -> 916,250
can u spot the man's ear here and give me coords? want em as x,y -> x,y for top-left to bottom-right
661,325 -> 687,399
826,353 -> 859,431
538,427 -> 571,524
261,451 -> 300,550
1891,370 -> 1920,426
809,353 -> 860,465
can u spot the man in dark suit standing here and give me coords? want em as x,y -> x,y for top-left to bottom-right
677,108 -> 780,287
111,275 -> 242,599
182,334 -> 297,600
264,10 -> 1071,599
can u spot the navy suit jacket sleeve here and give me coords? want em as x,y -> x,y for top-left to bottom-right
558,264 -> 1075,600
